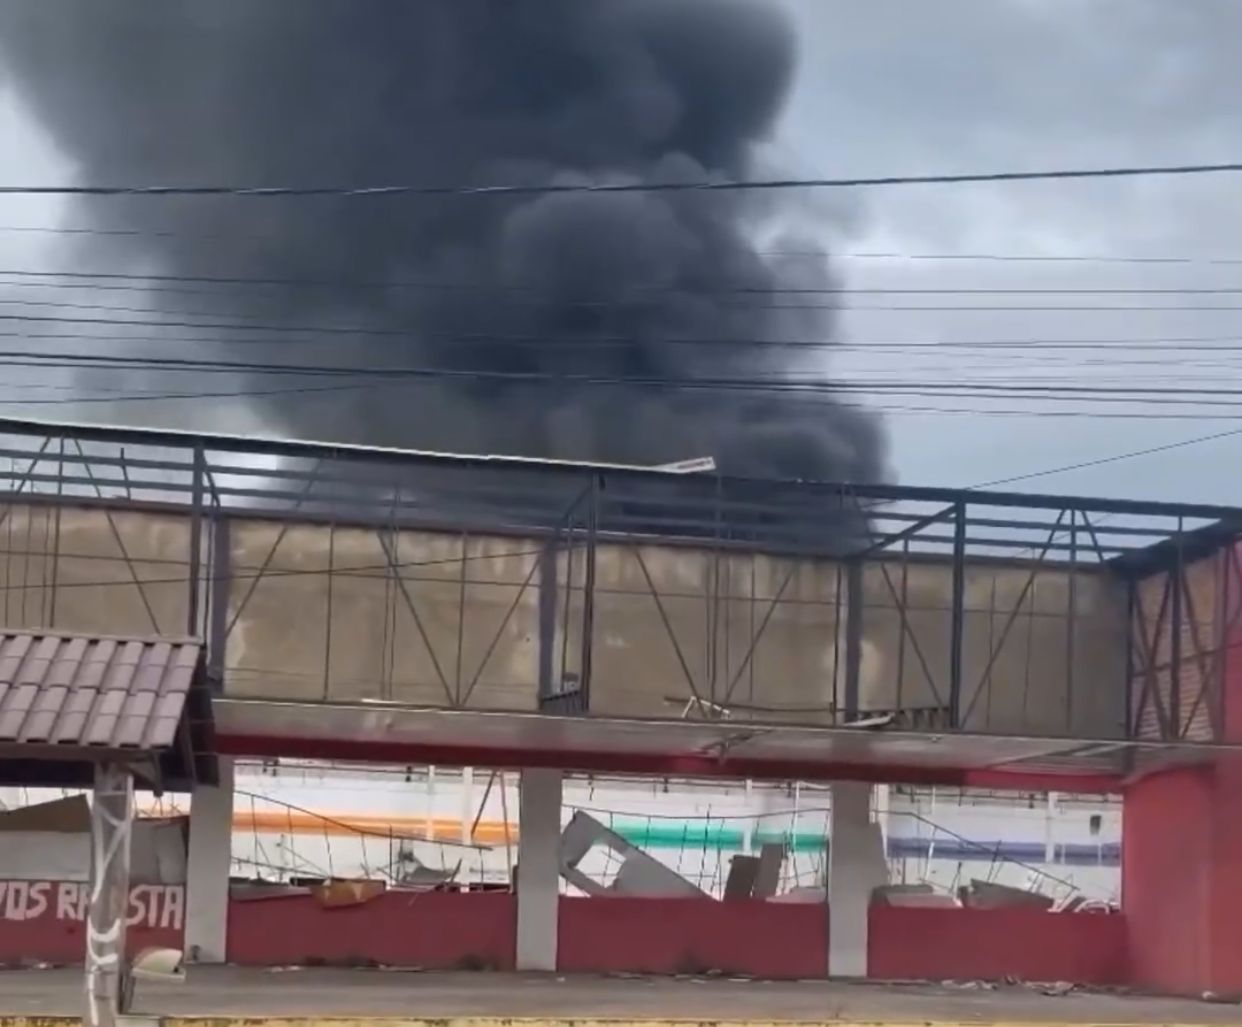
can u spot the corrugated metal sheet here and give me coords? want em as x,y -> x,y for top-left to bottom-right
0,632 -> 201,751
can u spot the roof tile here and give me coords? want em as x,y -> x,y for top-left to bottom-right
0,632 -> 203,755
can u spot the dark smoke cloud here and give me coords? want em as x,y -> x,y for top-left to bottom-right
0,0 -> 887,482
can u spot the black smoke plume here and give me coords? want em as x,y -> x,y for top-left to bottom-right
0,0 -> 887,483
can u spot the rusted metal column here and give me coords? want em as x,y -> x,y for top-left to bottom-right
85,761 -> 134,1027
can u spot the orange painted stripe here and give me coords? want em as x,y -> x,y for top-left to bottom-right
231,810 -> 518,844
135,804 -> 519,844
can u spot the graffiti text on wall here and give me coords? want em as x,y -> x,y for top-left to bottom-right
0,881 -> 184,930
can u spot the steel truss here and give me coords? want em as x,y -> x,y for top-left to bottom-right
0,416 -> 1238,746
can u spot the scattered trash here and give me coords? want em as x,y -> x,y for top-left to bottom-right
1038,981 -> 1076,997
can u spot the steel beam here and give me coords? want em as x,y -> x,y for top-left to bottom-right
949,501 -> 967,728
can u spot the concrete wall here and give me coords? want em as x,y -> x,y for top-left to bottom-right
0,503 -> 191,637
860,560 -> 1127,736
0,500 -> 1128,737
0,821 -> 185,884
226,521 -> 539,709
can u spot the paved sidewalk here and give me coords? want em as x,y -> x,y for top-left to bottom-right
1,967 -> 1238,1024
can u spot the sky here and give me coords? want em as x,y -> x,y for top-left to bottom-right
1,0 -> 1241,502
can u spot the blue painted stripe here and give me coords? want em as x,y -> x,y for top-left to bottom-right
608,820 -> 1120,867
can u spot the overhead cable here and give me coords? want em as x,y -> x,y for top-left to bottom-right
2,161 -> 1242,198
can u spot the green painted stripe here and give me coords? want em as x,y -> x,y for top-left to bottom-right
610,821 -> 827,853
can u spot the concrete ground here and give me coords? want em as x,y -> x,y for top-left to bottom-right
1,967 -> 1239,1024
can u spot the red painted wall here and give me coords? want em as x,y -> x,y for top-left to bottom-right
1121,545 -> 1242,995
0,885 -> 1135,986
226,891 -> 515,970
869,907 -> 1128,985
0,919 -> 182,967
0,882 -> 183,966
558,896 -> 827,979
1123,766 -> 1215,993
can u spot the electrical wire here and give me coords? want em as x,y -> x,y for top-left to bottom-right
12,349 -> 1242,409
7,347 -> 1242,398
11,265 -> 1242,298
6,222 -> 1242,268
4,160 -> 1242,197
11,323 -> 1242,357
971,427 -> 1242,489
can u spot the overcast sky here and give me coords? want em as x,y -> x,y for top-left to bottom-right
1,0 -> 1241,502
779,0 -> 1242,501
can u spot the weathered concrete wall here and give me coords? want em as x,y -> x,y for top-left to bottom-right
0,502 -> 191,637
559,544 -> 845,722
1132,554 -> 1222,742
859,560 -> 1127,737
0,500 -> 1128,737
225,521 -> 540,710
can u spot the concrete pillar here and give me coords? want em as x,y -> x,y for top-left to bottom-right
828,781 -> 883,978
86,761 -> 134,1027
184,757 -> 234,964
515,768 -> 562,971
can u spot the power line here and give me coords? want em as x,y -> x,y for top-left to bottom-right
2,221 -> 1242,269
8,307 -> 1242,348
12,347 -> 1242,406
12,265 -> 1242,298
4,160 -> 1242,198
9,322 -> 1242,356
827,250 -> 1242,267
0,378 -> 384,406
6,222 -> 1242,268
7,369 -> 1242,421
21,287 -> 1242,327
973,427 -> 1242,488
6,386 -> 1242,422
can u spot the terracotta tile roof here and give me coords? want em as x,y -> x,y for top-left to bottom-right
0,632 -> 203,752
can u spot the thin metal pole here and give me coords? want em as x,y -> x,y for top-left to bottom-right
323,519 -> 335,701
844,560 -> 863,719
85,761 -> 134,1027
948,501 -> 967,728
207,517 -> 231,693
1124,579 -> 1136,739
1066,509 -> 1077,733
830,564 -> 844,718
48,436 -> 64,627
2,456 -> 9,624
560,520 -> 576,690
187,443 -> 205,636
895,538 -> 909,712
457,530 -> 470,704
579,475 -> 599,708
1170,516 -> 1185,738
1215,549 -> 1231,738
708,474 -> 723,703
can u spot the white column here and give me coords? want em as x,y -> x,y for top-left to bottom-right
86,762 -> 134,1027
184,757 -> 234,964
515,768 -> 562,971
828,781 -> 882,978
461,766 -> 475,845
425,765 -> 437,841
